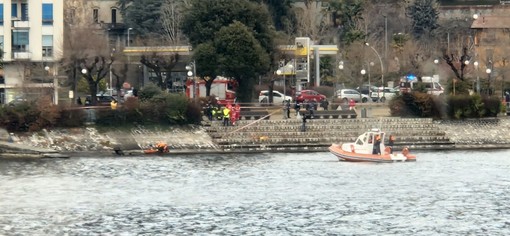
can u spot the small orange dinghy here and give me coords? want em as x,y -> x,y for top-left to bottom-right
143,142 -> 169,154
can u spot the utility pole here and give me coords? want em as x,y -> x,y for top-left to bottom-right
384,15 -> 388,74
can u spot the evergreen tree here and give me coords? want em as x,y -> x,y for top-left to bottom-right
406,0 -> 439,39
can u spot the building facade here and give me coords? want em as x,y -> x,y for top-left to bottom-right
0,0 -> 63,104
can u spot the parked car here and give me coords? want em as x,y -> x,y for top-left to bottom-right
356,84 -> 378,95
336,89 -> 370,103
85,95 -> 116,106
258,90 -> 293,104
295,90 -> 326,103
370,87 -> 398,102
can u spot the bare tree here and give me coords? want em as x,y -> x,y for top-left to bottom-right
161,0 -> 192,45
293,0 -> 330,42
63,0 -> 115,105
140,53 -> 180,90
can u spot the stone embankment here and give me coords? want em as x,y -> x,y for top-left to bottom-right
1,115 -> 510,158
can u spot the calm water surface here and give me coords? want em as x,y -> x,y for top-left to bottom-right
1,150 -> 510,235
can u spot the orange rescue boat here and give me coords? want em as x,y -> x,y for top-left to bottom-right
328,128 -> 416,163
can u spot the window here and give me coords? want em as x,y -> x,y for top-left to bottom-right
21,3 -> 28,21
42,3 -> 53,25
12,3 -> 17,17
12,31 -> 29,52
0,4 -> 3,25
111,8 -> 117,24
66,8 -> 76,24
42,35 -> 53,57
93,9 -> 99,23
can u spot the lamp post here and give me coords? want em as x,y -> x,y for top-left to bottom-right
360,69 -> 364,89
474,61 -> 480,93
486,67 -> 492,95
338,61 -> 344,91
365,42 -> 384,97
186,61 -> 197,100
433,58 -> 439,74
127,28 -> 133,47
109,48 -> 115,96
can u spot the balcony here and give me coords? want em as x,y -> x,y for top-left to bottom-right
13,51 -> 31,60
12,18 -> 30,28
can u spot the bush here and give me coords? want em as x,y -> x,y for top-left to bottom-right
389,92 -> 445,119
0,96 -> 61,132
446,94 -> 500,119
390,92 -> 502,120
94,93 -> 202,126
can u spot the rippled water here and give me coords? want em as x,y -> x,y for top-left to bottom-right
1,150 -> 510,235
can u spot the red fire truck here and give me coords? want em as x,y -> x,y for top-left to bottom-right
185,77 -> 236,105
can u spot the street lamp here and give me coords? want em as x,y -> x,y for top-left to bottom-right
186,61 -> 197,100
486,67 -> 492,95
276,64 -> 293,105
365,42 -> 384,96
109,48 -> 115,96
474,61 -> 480,93
127,28 -> 133,47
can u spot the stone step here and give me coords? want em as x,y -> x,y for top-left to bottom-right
215,136 -> 452,145
211,130 -> 447,139
207,122 -> 440,130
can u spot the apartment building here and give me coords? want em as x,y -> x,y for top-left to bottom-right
0,0 -> 63,104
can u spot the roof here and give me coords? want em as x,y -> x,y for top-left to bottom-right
471,16 -> 510,29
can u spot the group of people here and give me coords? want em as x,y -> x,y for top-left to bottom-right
205,102 -> 241,126
371,134 -> 395,155
293,99 -> 329,117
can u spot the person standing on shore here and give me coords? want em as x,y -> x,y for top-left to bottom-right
505,91 -> 510,108
222,106 -> 231,126
284,100 -> 291,119
349,98 -> 356,110
301,113 -> 307,132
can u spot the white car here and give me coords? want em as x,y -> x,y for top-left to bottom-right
258,90 -> 292,103
336,89 -> 370,103
370,87 -> 398,102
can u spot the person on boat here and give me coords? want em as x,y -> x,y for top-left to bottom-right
388,134 -> 395,154
373,134 -> 381,155
156,142 -> 168,153
222,106 -> 231,126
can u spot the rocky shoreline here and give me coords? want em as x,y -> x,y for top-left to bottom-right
1,117 -> 510,158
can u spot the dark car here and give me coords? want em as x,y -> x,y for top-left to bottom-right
356,85 -> 378,95
85,95 -> 115,106
295,90 -> 326,103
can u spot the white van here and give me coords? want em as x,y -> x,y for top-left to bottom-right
400,76 -> 444,96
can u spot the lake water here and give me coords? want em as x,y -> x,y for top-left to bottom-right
1,150 -> 510,235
